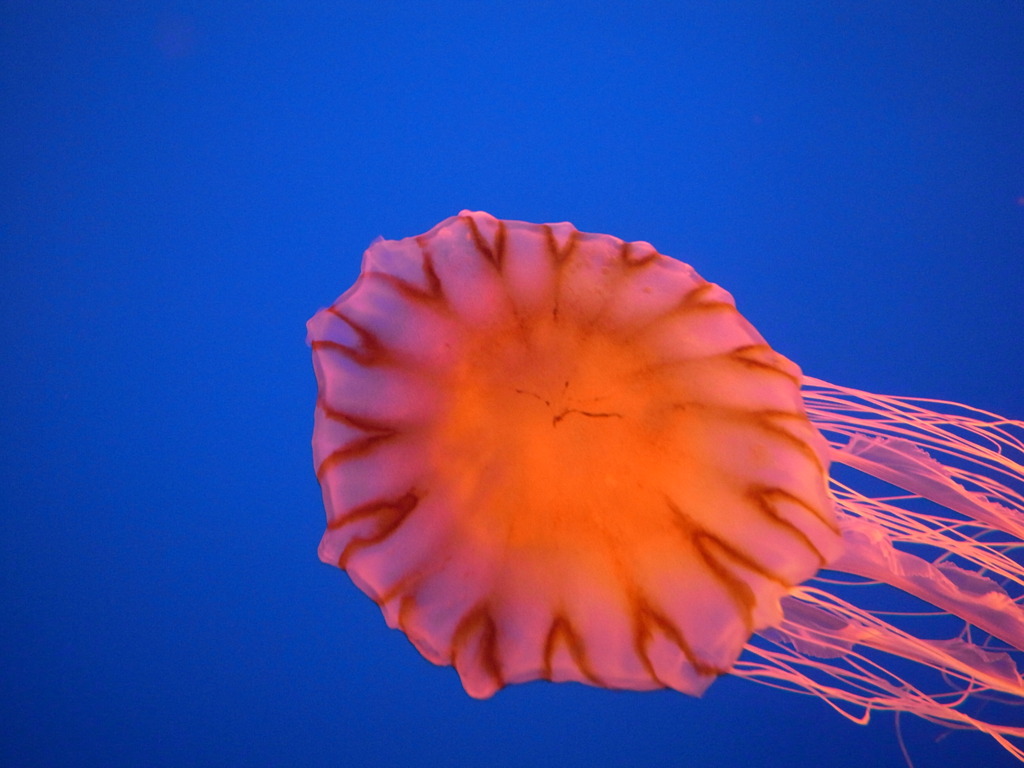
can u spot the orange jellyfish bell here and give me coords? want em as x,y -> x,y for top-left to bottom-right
308,212 -> 1024,760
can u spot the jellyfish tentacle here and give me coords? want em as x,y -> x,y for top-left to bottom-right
730,376 -> 1024,758
833,516 -> 1024,654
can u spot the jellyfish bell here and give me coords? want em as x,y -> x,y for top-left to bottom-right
307,211 -> 1024,760
308,211 -> 838,694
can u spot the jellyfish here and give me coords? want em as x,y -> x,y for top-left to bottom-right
307,211 -> 1024,760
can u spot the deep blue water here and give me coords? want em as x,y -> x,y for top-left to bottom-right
3,3 -> 1022,767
